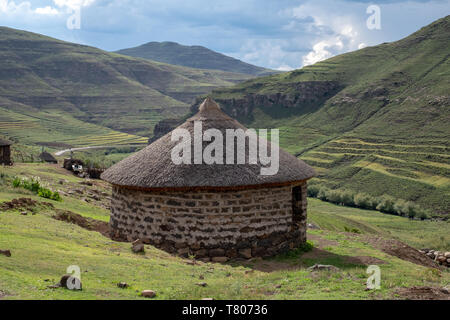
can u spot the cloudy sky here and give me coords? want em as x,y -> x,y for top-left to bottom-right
0,0 -> 449,70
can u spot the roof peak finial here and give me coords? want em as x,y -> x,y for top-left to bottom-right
199,97 -> 220,113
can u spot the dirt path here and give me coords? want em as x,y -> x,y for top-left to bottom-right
54,144 -> 146,156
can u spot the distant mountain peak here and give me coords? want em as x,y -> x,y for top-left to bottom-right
115,41 -> 277,76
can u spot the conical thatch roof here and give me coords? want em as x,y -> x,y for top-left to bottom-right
0,139 -> 12,146
101,98 -> 315,190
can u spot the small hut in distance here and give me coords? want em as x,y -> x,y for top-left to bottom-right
0,139 -> 12,165
39,151 -> 58,164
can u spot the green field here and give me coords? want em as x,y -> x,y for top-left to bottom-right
0,164 -> 448,300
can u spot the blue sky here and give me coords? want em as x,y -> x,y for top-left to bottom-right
0,0 -> 449,70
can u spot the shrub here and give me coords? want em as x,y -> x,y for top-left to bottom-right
50,192 -> 62,201
12,176 -> 21,188
11,176 -> 62,201
394,199 -> 408,216
418,211 -> 428,220
325,189 -> 342,204
376,195 -> 396,214
354,193 -> 376,210
317,187 -> 329,201
307,184 -> 429,220
307,185 -> 320,197
340,190 -> 355,207
38,187 -> 52,199
344,226 -> 361,234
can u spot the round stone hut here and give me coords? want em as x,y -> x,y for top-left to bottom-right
101,98 -> 315,260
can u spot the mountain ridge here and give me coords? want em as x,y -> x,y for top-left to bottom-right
115,41 -> 277,76
0,26 -> 256,140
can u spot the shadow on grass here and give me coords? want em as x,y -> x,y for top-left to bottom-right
228,248 -> 385,273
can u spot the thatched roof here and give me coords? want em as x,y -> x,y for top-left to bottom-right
39,151 -> 57,163
101,98 -> 315,190
0,139 -> 12,146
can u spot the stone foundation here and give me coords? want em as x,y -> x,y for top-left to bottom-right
109,183 -> 308,260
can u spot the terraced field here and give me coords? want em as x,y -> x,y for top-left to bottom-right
299,137 -> 450,214
0,106 -> 148,149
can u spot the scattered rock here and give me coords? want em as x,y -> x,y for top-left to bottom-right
196,282 -> 207,287
307,223 -> 320,230
211,256 -> 228,263
308,264 -> 340,272
0,250 -> 11,257
419,248 -> 449,267
441,286 -> 450,294
141,290 -> 156,298
131,239 -> 145,253
58,274 -> 82,290
239,248 -> 252,259
117,282 -> 129,289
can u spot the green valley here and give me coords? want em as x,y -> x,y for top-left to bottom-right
201,16 -> 450,215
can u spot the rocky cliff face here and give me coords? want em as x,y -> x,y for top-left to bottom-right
148,119 -> 182,144
190,81 -> 342,122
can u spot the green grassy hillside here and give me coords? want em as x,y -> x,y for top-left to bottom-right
202,16 -> 450,214
0,27 -> 254,141
0,163 -> 448,300
116,41 -> 276,76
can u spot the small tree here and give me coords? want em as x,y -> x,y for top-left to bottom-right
307,185 -> 320,197
354,193 -> 374,209
376,195 -> 396,214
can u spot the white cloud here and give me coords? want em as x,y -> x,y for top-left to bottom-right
35,6 -> 59,15
53,0 -> 95,8
276,64 -> 294,71
288,1 -> 369,67
0,0 -> 32,14
0,0 -> 449,70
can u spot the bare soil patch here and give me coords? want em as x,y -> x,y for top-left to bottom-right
52,209 -> 109,237
395,286 -> 450,300
0,198 -> 54,212
364,235 -> 441,269
344,256 -> 386,265
307,234 -> 339,248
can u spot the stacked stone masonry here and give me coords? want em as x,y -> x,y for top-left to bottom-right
110,183 -> 308,260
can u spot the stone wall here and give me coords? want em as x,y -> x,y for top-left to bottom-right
109,182 -> 308,261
